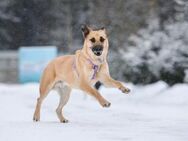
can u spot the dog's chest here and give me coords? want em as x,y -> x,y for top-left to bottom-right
87,65 -> 100,82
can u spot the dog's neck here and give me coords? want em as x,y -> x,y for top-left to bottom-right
81,49 -> 105,65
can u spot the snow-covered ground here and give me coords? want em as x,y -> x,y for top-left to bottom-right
0,81 -> 188,141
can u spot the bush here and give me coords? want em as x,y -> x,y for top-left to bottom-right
118,21 -> 188,85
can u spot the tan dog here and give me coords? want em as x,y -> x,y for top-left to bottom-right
33,25 -> 130,123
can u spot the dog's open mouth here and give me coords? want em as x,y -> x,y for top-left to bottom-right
91,45 -> 103,56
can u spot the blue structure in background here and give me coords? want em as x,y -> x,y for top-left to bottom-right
19,46 -> 57,83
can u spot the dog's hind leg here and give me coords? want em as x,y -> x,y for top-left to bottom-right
55,82 -> 71,123
33,81 -> 55,122
33,67 -> 56,122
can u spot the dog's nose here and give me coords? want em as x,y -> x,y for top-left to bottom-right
92,45 -> 103,56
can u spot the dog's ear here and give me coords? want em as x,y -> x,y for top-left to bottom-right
100,27 -> 105,30
100,27 -> 106,32
81,24 -> 91,38
100,27 -> 107,35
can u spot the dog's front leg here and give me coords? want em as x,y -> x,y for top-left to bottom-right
101,75 -> 130,94
79,80 -> 111,107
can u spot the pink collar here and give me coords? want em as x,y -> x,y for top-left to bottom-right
73,57 -> 99,80
87,59 -> 99,80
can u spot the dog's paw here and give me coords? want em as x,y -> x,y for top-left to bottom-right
103,102 -> 111,108
33,116 -> 40,122
120,87 -> 131,94
61,119 -> 69,123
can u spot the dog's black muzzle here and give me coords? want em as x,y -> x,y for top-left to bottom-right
91,45 -> 103,56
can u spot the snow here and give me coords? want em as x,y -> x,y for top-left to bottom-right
0,81 -> 188,141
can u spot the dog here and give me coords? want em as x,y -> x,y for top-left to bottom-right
33,25 -> 130,123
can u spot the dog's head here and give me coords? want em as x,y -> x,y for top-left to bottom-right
81,25 -> 109,61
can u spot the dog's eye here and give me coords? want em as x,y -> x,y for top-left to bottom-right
90,38 -> 96,43
100,36 -> 105,42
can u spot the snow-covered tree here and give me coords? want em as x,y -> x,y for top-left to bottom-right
0,0 -> 20,49
107,0 -> 188,85
122,21 -> 188,85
